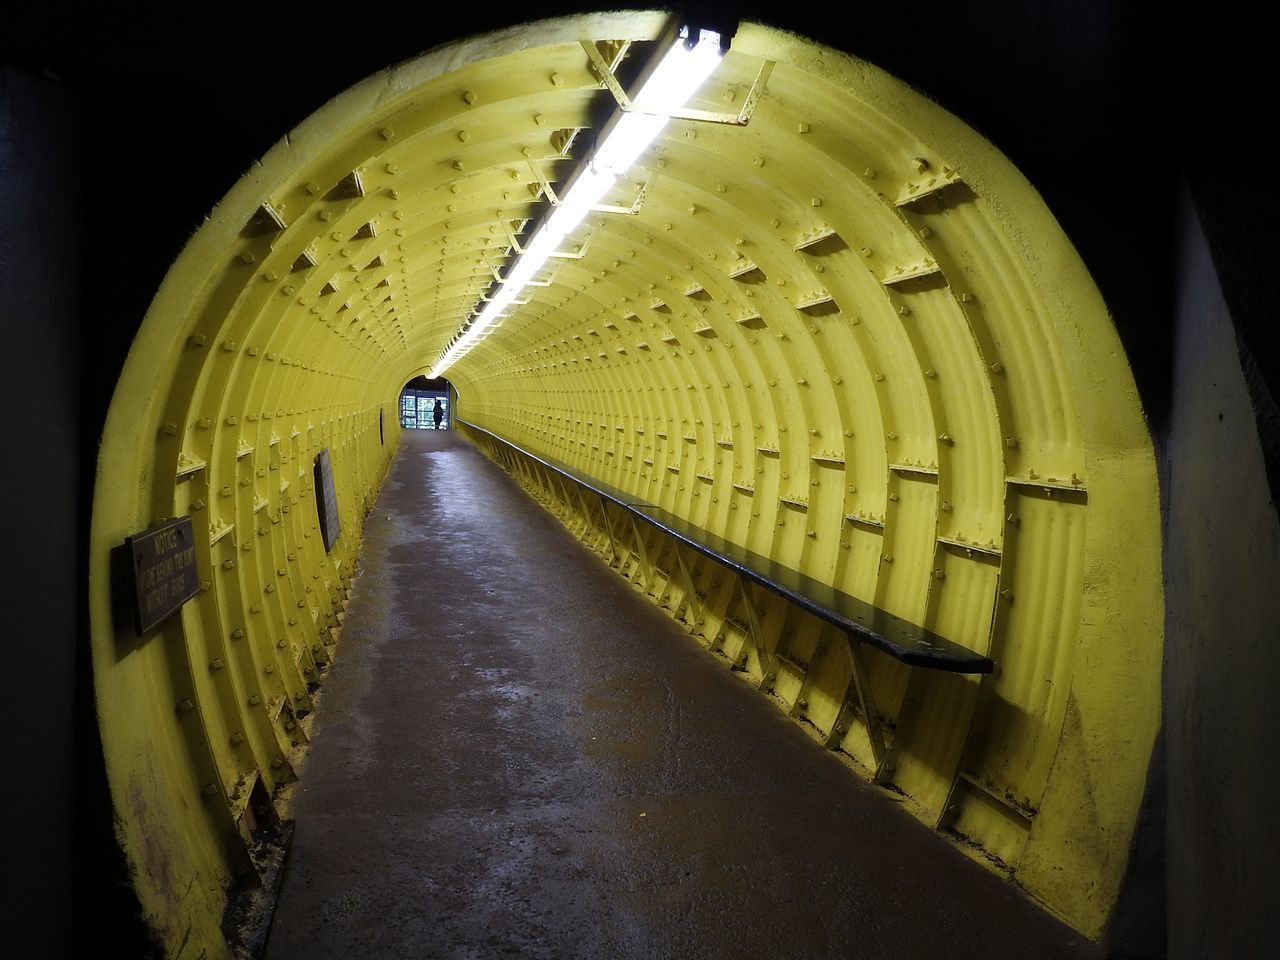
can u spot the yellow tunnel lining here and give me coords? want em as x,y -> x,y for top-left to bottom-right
90,13 -> 1162,957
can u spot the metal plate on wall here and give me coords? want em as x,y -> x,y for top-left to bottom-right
314,447 -> 341,552
126,516 -> 200,636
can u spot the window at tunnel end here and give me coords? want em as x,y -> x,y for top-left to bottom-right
401,376 -> 452,430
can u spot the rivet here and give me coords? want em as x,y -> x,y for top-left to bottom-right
230,732 -> 245,745
797,122 -> 810,133
177,698 -> 195,712
239,251 -> 256,265
222,559 -> 234,571
463,90 -> 477,104
231,627 -> 245,640
248,694 -> 261,706
188,334 -> 207,347
209,658 -> 224,671
380,126 -> 395,140
457,129 -> 470,142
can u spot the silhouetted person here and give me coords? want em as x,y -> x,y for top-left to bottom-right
433,399 -> 444,429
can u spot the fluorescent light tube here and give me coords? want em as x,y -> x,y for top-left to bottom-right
430,27 -> 724,379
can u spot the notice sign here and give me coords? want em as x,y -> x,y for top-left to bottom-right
127,516 -> 200,636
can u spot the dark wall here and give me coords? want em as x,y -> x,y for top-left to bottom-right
3,3 -> 1270,958
1161,194 -> 1280,959
0,67 -> 81,957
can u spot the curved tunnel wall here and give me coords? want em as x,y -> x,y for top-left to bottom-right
89,13 -> 1162,956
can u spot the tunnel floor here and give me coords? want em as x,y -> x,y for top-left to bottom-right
263,429 -> 1101,960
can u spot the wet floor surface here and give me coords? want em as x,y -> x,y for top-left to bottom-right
264,430 -> 1103,960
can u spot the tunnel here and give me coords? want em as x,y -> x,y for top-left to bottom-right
84,11 -> 1163,954
7,3 -> 1279,959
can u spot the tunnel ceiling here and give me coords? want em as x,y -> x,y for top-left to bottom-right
91,12 -> 1164,958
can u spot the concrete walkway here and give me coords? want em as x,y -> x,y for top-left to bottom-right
264,430 -> 1101,959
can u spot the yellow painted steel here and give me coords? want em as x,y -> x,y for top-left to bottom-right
89,12 -> 1162,956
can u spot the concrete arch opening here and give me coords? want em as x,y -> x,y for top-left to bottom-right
87,12 -> 1162,956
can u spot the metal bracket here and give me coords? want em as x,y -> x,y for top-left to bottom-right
598,495 -> 621,564
526,159 -> 652,215
582,38 -> 775,127
736,574 -> 774,677
503,219 -> 600,261
840,639 -> 888,778
629,516 -> 655,590
490,262 -> 560,287
675,547 -> 702,628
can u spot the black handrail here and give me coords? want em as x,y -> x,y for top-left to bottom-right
458,419 -> 994,674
